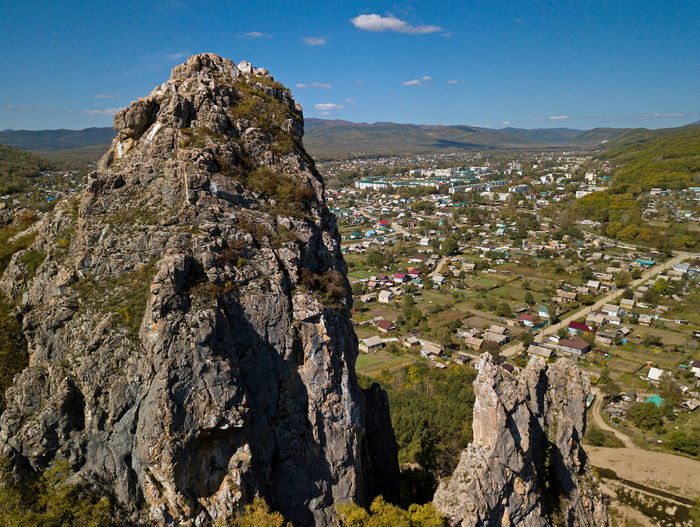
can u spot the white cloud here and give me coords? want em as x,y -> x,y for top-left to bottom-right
0,105 -> 39,111
402,80 -> 422,86
447,79 -> 465,84
421,76 -> 432,82
637,112 -> 689,119
315,103 -> 345,111
549,115 -> 568,120
344,99 -> 357,103
303,37 -> 327,45
353,80 -> 364,85
81,108 -> 123,116
531,117 -> 545,122
317,111 -> 331,116
242,31 -> 271,39
501,121 -> 512,126
350,14 -> 443,34
91,94 -> 121,99
296,82 -> 332,89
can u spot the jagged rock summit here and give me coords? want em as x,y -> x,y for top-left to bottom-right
0,54 -> 398,526
434,354 -> 609,527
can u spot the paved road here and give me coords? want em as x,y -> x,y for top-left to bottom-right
501,252 -> 687,357
589,387 -> 636,449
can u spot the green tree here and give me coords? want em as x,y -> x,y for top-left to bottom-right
654,278 -> 668,295
519,331 -> 534,348
602,381 -> 621,400
581,267 -> 594,280
436,327 -> 452,348
229,498 -> 290,527
524,292 -> 535,306
614,271 -> 632,289
352,281 -> 366,295
336,496 -> 446,527
495,301 -> 512,318
441,237 -> 459,256
366,251 -> 384,268
0,457 -> 112,526
628,402 -> 664,431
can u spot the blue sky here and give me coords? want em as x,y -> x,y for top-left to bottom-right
1,0 -> 698,131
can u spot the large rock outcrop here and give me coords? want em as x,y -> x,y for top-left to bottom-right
434,354 -> 609,527
0,54 -> 398,526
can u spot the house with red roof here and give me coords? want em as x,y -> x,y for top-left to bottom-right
568,321 -> 594,335
377,320 -> 397,333
520,314 -> 536,327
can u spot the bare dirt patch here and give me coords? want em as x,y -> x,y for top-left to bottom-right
587,446 -> 700,500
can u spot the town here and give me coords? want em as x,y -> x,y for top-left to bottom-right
320,149 -> 700,458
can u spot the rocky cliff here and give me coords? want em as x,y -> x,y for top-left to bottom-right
434,354 -> 609,527
0,54 -> 398,526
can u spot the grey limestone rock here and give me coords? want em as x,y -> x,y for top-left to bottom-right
0,54 -> 398,526
433,354 -> 609,527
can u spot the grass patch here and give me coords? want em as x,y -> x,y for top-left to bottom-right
73,260 -> 158,340
356,354 -> 386,371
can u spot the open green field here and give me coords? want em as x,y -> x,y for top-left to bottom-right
355,353 -> 387,370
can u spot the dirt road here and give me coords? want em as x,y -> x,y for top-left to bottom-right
589,387 -> 636,449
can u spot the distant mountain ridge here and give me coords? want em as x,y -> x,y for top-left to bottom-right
0,127 -> 117,152
2,119 -> 697,161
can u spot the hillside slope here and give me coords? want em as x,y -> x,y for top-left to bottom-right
0,144 -> 58,194
604,127 -> 700,189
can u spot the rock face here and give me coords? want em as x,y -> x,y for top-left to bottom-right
0,54 -> 398,526
433,354 -> 609,527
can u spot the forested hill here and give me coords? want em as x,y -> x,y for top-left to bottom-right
0,144 -> 58,194
497,127 -> 582,145
603,126 -> 700,190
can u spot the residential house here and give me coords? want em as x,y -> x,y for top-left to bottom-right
464,336 -> 484,351
620,299 -> 635,309
601,304 -> 621,317
403,336 -> 421,348
421,342 -> 442,358
359,336 -> 384,353
489,325 -> 509,335
376,320 -> 396,333
393,272 -> 408,283
378,290 -> 394,304
527,344 -> 553,359
520,314 -> 536,327
568,321 -> 593,335
689,360 -> 700,378
410,253 -> 428,264
645,395 -> 664,407
483,332 -> 508,346
586,280 -> 601,290
594,334 -> 613,347
557,289 -> 577,303
558,338 -> 590,357
647,366 -> 666,383
538,305 -> 550,319
638,314 -> 653,326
